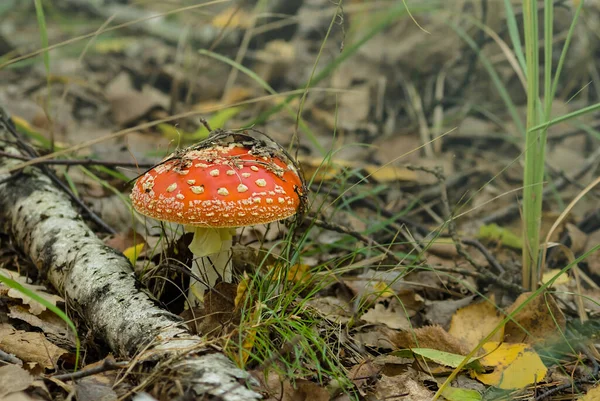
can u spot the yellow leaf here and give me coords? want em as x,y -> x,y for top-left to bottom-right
10,115 -> 33,131
449,299 -> 504,351
372,281 -> 395,298
298,156 -> 417,183
211,7 -> 253,29
236,302 -> 262,367
541,269 -> 569,285
123,243 -> 144,265
235,273 -> 249,308
579,385 -> 600,400
474,342 -> 547,389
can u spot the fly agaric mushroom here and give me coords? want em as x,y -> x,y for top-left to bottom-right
130,129 -> 306,305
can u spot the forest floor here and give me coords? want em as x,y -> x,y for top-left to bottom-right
1,1 -> 600,400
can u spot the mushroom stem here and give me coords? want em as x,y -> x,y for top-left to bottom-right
186,226 -> 235,305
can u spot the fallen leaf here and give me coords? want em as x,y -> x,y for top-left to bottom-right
349,361 -> 381,396
579,385 -> 600,400
8,305 -> 73,347
503,292 -> 565,345
441,386 -> 482,401
374,371 -> 434,401
478,223 -> 522,250
391,325 -> 469,356
298,156 -> 417,184
411,348 -> 482,371
123,243 -> 144,265
305,296 -> 352,324
211,6 -> 253,29
0,268 -> 64,315
448,299 -> 504,351
541,269 -> 570,285
0,324 -> 68,370
425,296 -> 475,328
361,303 -> 410,330
474,342 -> 547,390
0,365 -> 33,398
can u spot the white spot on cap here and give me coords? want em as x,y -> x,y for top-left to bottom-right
238,212 -> 246,217
178,170 -> 190,175
242,172 -> 251,178
206,212 -> 215,217
191,186 -> 204,194
166,183 -> 177,192
250,166 -> 259,172
256,179 -> 267,187
278,197 -> 285,204
210,169 -> 220,177
176,194 -> 185,200
266,198 -> 273,204
218,187 -> 229,196
226,170 -> 235,175
253,197 -> 261,203
187,179 -> 196,185
237,184 -> 248,193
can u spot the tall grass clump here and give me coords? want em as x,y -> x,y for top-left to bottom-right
518,0 -> 596,289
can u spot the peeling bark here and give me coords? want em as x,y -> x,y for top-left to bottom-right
0,113 -> 260,400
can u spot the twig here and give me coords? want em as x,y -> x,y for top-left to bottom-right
0,349 -> 23,365
0,150 -> 155,169
313,184 -> 431,235
461,238 -> 505,275
308,216 -> 402,264
410,165 -> 483,273
50,357 -> 128,381
426,265 -> 524,294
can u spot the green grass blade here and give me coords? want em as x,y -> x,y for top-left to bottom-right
0,272 -> 81,370
503,0 -> 526,74
34,0 -> 50,75
522,0 -> 541,290
550,0 -> 583,101
528,102 -> 600,133
446,20 -> 525,135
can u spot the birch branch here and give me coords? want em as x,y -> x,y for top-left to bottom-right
0,109 -> 260,400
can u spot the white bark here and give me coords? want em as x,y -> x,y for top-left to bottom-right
0,116 -> 260,400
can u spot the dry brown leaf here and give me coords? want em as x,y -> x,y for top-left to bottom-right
105,72 -> 168,126
305,296 -> 352,324
584,230 -> 600,277
8,305 -> 73,347
257,372 -> 330,401
349,361 -> 381,396
566,223 -> 589,254
0,365 -> 33,398
343,270 -> 423,307
448,299 -> 504,351
374,370 -> 434,401
0,324 -> 67,370
503,292 -> 566,344
390,325 -> 469,356
353,327 -> 397,349
0,268 -> 64,315
360,303 -> 410,330
425,296 -> 475,328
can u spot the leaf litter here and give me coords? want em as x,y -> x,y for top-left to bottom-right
0,0 -> 599,400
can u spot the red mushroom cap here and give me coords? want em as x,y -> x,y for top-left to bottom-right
131,141 -> 304,228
